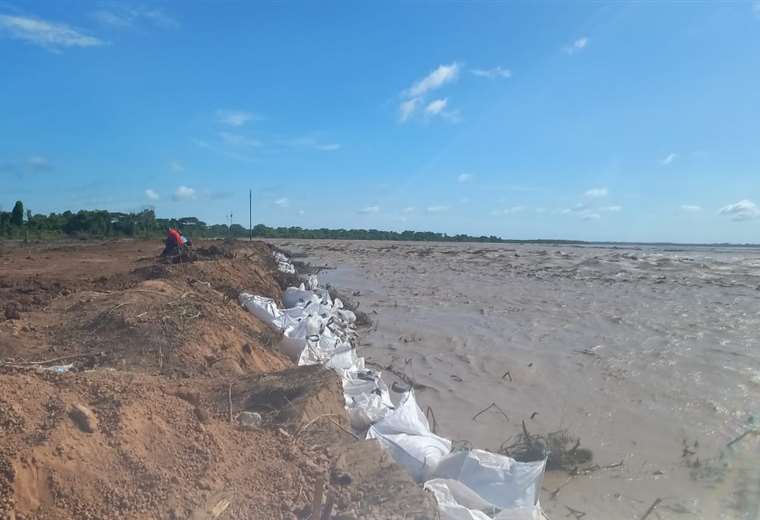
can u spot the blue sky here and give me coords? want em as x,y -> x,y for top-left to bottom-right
1,1 -> 760,243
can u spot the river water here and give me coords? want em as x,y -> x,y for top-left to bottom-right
272,239 -> 760,520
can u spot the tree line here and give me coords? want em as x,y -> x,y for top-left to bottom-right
0,200 -> 520,243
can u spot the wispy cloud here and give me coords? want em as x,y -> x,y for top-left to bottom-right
558,203 -> 603,222
0,14 -> 104,51
216,109 -> 255,127
169,160 -> 184,173
402,206 -> 415,213
718,200 -> 760,221
457,173 -> 473,183
754,1 -> 760,18
680,204 -> 702,212
27,155 -> 51,171
314,143 -> 341,151
192,137 -> 256,163
172,185 -> 196,201
563,36 -> 588,55
358,205 -> 380,214
399,97 -> 419,122
281,136 -> 341,152
425,98 -> 448,116
660,153 -> 677,166
0,155 -> 53,174
90,6 -> 178,29
585,187 -> 608,198
274,197 -> 289,208
405,63 -> 460,98
426,205 -> 450,213
399,63 -> 460,123
145,188 -> 159,201
600,205 -> 622,212
423,98 -> 460,122
490,206 -> 527,216
471,66 -> 512,79
219,131 -> 263,148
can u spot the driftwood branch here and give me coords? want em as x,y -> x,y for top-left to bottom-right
472,402 -> 509,423
639,498 -> 662,520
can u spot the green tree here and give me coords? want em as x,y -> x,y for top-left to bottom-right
10,200 -> 23,226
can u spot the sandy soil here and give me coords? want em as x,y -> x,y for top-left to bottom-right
0,239 -> 437,520
274,239 -> 760,520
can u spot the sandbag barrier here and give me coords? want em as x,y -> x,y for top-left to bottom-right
238,252 -> 547,519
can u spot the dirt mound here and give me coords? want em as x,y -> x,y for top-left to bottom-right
0,239 -> 438,519
0,240 -> 287,377
0,368 -> 336,519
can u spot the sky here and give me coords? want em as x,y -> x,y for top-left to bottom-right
1,1 -> 760,243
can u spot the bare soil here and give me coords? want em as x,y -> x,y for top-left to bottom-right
0,239 -> 436,520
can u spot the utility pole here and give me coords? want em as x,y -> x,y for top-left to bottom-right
249,189 -> 252,241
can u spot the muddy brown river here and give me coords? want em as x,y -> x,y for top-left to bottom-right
272,239 -> 760,520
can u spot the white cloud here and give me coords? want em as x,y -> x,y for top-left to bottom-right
219,131 -> 263,148
173,185 -> 196,201
581,212 -> 601,221
680,204 -> 702,212
358,205 -> 380,214
402,206 -> 415,213
399,97 -> 419,122
405,63 -> 460,98
491,206 -> 527,216
145,189 -> 159,201
274,197 -> 289,208
426,205 -> 450,213
216,109 -> 255,127
471,66 -> 512,79
169,160 -> 184,173
0,14 -> 104,51
585,187 -> 608,198
563,36 -> 589,55
422,98 -> 460,122
600,205 -> 622,212
425,98 -> 448,115
660,153 -> 677,166
91,7 -> 178,29
718,200 -> 760,221
298,209 -> 305,216
457,173 -> 473,183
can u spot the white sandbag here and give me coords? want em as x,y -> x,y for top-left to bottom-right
283,284 -> 314,308
367,391 -> 452,481
239,293 -> 285,329
430,450 -> 546,514
425,479 -> 543,520
342,367 -> 394,429
424,479 -> 495,520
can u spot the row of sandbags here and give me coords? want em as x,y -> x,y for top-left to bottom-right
238,252 -> 547,519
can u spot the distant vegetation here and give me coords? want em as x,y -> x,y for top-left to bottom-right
0,200 -> 511,243
2,200 -> 756,246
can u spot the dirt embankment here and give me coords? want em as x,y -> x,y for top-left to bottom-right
0,239 -> 436,520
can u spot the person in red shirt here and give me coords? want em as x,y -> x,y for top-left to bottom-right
167,227 -> 182,247
161,227 -> 185,257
